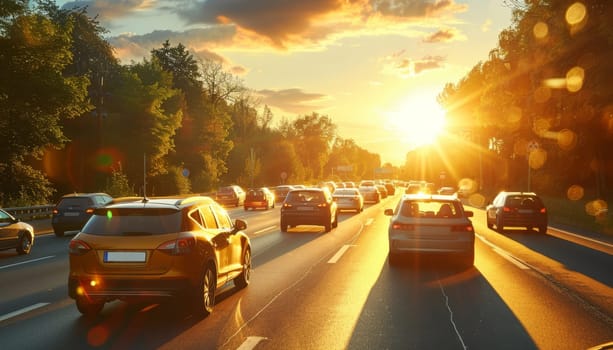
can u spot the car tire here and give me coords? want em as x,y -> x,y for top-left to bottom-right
538,225 -> 547,234
388,252 -> 400,266
280,219 -> 288,232
76,297 -> 104,317
16,233 -> 33,255
496,216 -> 504,232
324,220 -> 332,233
54,230 -> 65,237
192,263 -> 216,317
234,248 -> 251,289
332,211 -> 339,228
461,250 -> 474,268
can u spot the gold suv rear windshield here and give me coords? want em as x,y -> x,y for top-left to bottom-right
82,208 -> 181,235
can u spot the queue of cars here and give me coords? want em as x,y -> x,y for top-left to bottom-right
6,181 -> 550,317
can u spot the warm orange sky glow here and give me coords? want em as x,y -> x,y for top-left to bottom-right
57,0 -> 513,165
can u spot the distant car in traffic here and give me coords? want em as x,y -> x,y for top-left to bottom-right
384,194 -> 475,267
51,193 -> 113,237
280,188 -> 338,232
359,186 -> 381,203
0,208 -> 34,255
332,188 -> 364,213
486,191 -> 548,233
244,187 -> 275,210
437,187 -> 456,196
215,185 -> 246,207
67,196 -> 251,317
274,185 -> 295,203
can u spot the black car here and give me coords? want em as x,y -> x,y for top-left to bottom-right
280,188 -> 338,232
486,191 -> 548,233
52,193 -> 113,237
0,208 -> 34,255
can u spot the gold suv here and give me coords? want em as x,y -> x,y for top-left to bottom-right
68,196 -> 251,317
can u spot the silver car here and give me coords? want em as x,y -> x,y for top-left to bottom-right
332,188 -> 364,213
384,194 -> 475,268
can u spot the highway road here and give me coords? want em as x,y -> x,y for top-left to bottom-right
1,193 -> 612,349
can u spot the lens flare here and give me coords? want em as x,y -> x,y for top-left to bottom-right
567,185 -> 584,201
529,148 -> 547,169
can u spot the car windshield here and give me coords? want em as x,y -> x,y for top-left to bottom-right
399,200 -> 460,218
82,208 -> 182,235
287,191 -> 323,202
58,198 -> 91,208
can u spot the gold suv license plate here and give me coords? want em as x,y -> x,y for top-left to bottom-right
104,251 -> 146,262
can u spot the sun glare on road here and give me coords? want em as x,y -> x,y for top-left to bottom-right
386,93 -> 447,147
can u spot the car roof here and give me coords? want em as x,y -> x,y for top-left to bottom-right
60,192 -> 111,198
106,196 -> 216,209
401,193 -> 461,202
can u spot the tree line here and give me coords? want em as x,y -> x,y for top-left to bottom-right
407,0 -> 611,204
0,0 -> 384,206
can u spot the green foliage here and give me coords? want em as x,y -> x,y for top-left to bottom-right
0,161 -> 54,206
102,168 -> 135,198
150,166 -> 191,196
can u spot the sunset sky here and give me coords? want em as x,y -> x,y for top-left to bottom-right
56,0 -> 514,166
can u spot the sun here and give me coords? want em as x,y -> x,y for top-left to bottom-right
386,93 -> 447,147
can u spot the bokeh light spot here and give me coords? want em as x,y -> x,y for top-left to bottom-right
557,129 -> 577,150
468,193 -> 486,208
529,148 -> 547,169
585,199 -> 608,217
87,325 -> 110,347
566,2 -> 587,25
566,66 -> 584,92
533,21 -> 549,39
567,185 -> 584,201
533,86 -> 551,103
106,210 -> 113,220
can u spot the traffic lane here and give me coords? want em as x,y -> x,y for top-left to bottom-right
472,235 -> 613,349
0,199 -> 375,349
469,208 -> 613,318
219,202 -> 611,350
206,196 -> 537,349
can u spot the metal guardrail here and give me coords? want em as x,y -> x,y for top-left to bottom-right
4,205 -> 54,221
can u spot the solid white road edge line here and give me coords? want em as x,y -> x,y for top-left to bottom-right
0,255 -> 55,270
0,303 -> 50,323
327,245 -> 355,264
365,218 -> 374,226
236,336 -> 268,350
476,234 -> 529,270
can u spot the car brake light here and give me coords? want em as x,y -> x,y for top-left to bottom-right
52,208 -> 59,215
503,206 -> 511,212
540,208 -> 547,214
85,208 -> 95,214
317,203 -> 329,208
391,222 -> 414,231
283,203 -> 293,208
451,225 -> 474,232
69,240 -> 92,255
157,236 -> 196,255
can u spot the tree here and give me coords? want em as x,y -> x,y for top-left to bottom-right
0,4 -> 90,204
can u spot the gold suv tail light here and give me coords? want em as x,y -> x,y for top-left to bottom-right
156,236 -> 196,255
69,240 -> 92,255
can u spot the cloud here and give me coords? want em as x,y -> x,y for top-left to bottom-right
175,0 -> 469,49
422,27 -> 463,43
108,27 -> 236,63
370,0 -> 467,18
382,51 -> 446,78
61,0 -> 153,20
256,88 -> 330,114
